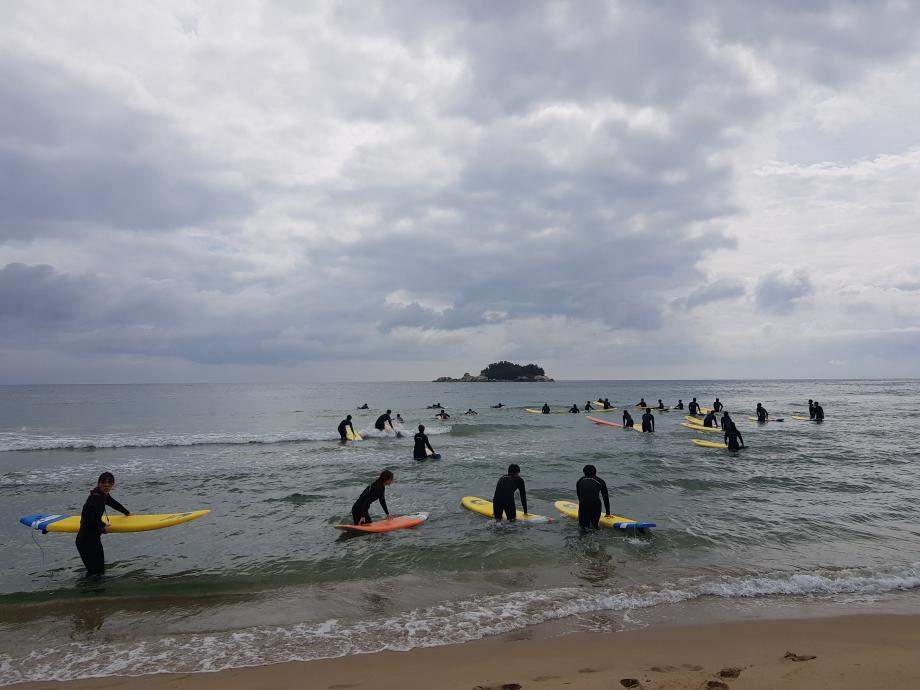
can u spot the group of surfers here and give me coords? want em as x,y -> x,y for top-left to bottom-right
351,463 -> 611,531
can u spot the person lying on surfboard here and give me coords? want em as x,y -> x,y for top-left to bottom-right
491,402 -> 504,408
724,423 -> 745,450
464,409 -> 478,415
357,403 -> 369,409
413,425 -> 436,460
76,471 -> 130,577
351,470 -> 393,525
492,464 -> 528,521
435,410 -> 450,419
337,415 -> 356,441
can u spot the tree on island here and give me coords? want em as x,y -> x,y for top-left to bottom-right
480,361 -> 546,380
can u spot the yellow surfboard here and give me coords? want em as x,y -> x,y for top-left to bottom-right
461,496 -> 552,523
553,500 -> 655,529
21,510 -> 211,534
345,427 -> 362,441
691,439 -> 728,449
681,422 -> 722,433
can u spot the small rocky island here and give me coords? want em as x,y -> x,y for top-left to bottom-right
434,361 -> 553,382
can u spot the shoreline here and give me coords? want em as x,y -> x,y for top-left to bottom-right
13,612 -> 920,689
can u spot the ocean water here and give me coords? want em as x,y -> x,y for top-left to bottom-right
1,380 -> 919,685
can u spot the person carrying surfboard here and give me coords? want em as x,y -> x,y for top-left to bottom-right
724,422 -> 745,450
374,410 -> 395,432
75,471 -> 130,577
337,415 -> 356,441
413,425 -> 436,460
492,464 -> 528,521
576,465 -> 611,530
351,470 -> 393,525
641,408 -> 655,432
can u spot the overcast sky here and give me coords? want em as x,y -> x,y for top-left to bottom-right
1,1 -> 919,383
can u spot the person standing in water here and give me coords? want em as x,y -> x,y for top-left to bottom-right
337,414 -> 356,441
576,464 -> 611,530
808,399 -> 815,419
641,408 -> 655,432
622,409 -> 634,428
584,400 -> 594,411
492,464 -> 528,521
688,398 -> 700,415
602,398 -> 612,409
720,411 -> 733,431
702,410 -> 718,428
76,472 -> 130,577
413,425 -> 436,460
375,410 -> 394,431
713,398 -> 723,412
541,403 -> 551,414
351,470 -> 394,525
813,401 -> 825,421
569,403 -> 580,413
755,403 -> 769,423
675,399 -> 684,410
725,422 -> 745,451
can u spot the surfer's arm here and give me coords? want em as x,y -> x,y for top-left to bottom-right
517,478 -> 528,514
600,479 -> 611,515
106,495 -> 130,516
425,436 -> 434,452
378,489 -> 389,516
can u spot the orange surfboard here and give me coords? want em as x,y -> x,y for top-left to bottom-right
335,512 -> 429,533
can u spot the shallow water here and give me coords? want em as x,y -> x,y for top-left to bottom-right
1,380 -> 918,684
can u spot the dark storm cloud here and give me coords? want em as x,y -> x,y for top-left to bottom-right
0,53 -> 249,238
755,270 -> 814,314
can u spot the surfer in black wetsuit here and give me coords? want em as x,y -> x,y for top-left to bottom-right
492,403 -> 504,408
755,403 -> 768,423
396,413 -> 404,423
569,403 -> 580,413
622,410 -> 634,428
464,409 -> 478,415
808,399 -> 815,419
637,398 -> 647,408
435,410 -> 450,420
492,464 -> 527,521
576,465 -> 611,530
413,425 -> 435,460
357,403 -> 369,410
584,400 -> 593,411
655,399 -> 666,410
712,398 -> 723,413
702,410 -> 718,428
338,414 -> 355,441
813,401 -> 825,421
351,470 -> 393,525
675,399 -> 684,410
641,409 -> 655,432
541,403 -> 551,414
724,422 -> 745,451
602,398 -> 612,409
720,411 -> 732,431
688,398 -> 700,415
375,410 -> 394,431
75,472 -> 130,577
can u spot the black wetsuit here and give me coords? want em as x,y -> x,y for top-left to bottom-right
725,426 -> 744,451
622,412 -> 634,428
703,412 -> 717,428
676,402 -> 684,410
813,405 -> 824,421
585,402 -> 593,411
75,489 -> 129,576
351,480 -> 389,524
720,413 -> 732,431
492,474 -> 527,521
413,431 -> 433,460
808,402 -> 815,419
337,418 -> 354,440
641,411 -> 655,432
688,400 -> 700,415
576,475 -> 611,529
374,413 -> 393,431
602,399 -> 612,409
541,405 -> 550,414
756,407 -> 768,423
713,401 -> 723,412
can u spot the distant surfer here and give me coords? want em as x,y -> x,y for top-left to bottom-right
636,398 -> 647,408
755,403 -> 768,423
808,399 -> 815,419
569,403 -> 580,413
675,399 -> 684,410
720,411 -> 732,431
622,409 -> 634,428
813,401 -> 825,421
464,408 -> 478,415
541,403 -> 551,414
584,400 -> 593,411
492,464 -> 528,521
713,398 -> 723,413
724,422 -> 745,451
396,413 -> 404,423
688,398 -> 700,415
435,410 -> 450,420
601,398 -> 612,409
375,410 -> 395,432
656,399 -> 666,410
492,403 -> 505,408
337,414 -> 356,441
413,425 -> 436,460
641,408 -> 655,432
702,410 -> 718,428
357,403 -> 369,410
427,402 -> 444,409
576,465 -> 611,531
351,470 -> 393,525
76,472 -> 130,577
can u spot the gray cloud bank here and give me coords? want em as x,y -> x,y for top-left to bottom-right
2,2 -> 920,381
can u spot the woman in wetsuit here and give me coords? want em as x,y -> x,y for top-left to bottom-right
75,471 -> 130,577
351,470 -> 394,525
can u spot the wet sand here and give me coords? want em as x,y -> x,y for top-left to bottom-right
14,613 -> 920,689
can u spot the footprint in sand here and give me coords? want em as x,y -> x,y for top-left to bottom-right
620,679 -> 641,689
705,681 -> 729,690
719,667 -> 742,678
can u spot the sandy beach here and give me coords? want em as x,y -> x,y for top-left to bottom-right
14,613 -> 920,690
